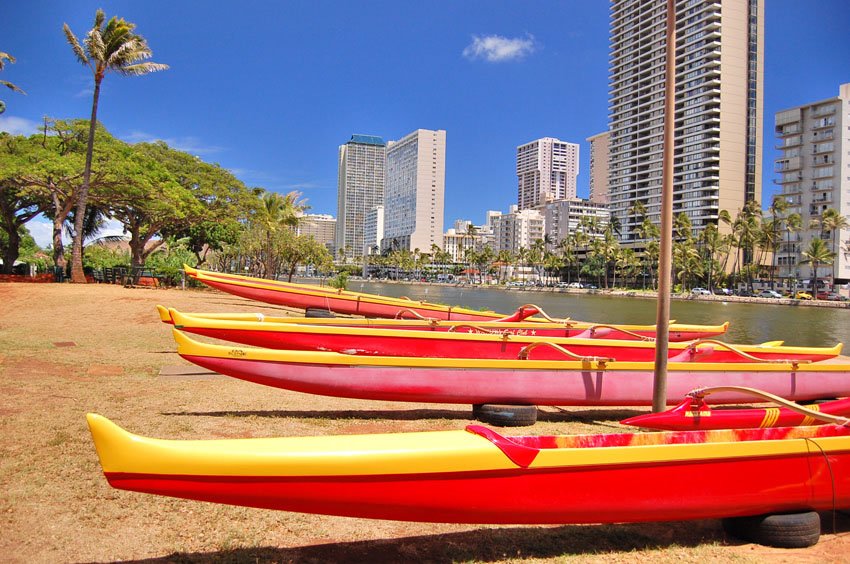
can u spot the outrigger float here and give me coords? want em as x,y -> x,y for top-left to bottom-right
87,413 -> 850,525
157,304 -> 732,342
165,308 -> 840,364
622,386 -> 850,431
173,329 -> 850,406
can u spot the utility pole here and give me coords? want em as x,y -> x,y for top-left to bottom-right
653,0 -> 676,413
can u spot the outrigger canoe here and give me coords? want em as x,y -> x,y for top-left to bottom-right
173,329 -> 850,406
186,266 -> 511,321
622,386 -> 850,431
87,413 -> 850,524
156,305 -> 732,342
166,308 -> 841,364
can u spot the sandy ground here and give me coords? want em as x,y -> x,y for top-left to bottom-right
1,282 -> 849,563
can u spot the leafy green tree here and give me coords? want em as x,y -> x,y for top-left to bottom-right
63,9 -> 168,282
0,143 -> 46,272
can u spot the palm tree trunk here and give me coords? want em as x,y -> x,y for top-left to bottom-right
70,77 -> 102,283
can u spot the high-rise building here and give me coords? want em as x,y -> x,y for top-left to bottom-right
608,0 -> 763,242
335,134 -> 386,261
493,205 -> 545,253
543,199 -> 610,248
587,131 -> 610,205
774,83 -> 850,286
297,213 -> 336,254
516,137 -> 579,210
363,206 -> 384,256
383,129 -> 446,253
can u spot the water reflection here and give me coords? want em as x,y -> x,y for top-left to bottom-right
347,281 -> 849,348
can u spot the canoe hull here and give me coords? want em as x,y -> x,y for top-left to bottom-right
622,397 -> 850,430
181,354 -> 850,406
175,324 -> 836,363
89,414 -> 850,524
103,452 -> 834,524
195,275 -> 502,321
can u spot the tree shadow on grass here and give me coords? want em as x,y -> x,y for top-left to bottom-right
112,520 -> 734,563
160,407 -> 645,424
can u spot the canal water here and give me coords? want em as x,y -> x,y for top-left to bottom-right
343,281 -> 850,348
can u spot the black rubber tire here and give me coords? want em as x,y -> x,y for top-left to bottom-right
722,511 -> 821,548
305,307 -> 335,318
473,404 -> 538,427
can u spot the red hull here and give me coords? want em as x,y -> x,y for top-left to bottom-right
623,396 -> 850,431
177,326 -> 835,363
181,354 -> 850,406
195,276 -> 502,321
103,447 -> 847,524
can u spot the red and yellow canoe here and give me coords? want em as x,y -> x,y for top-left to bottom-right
165,308 -> 840,364
186,266 -> 510,321
173,329 -> 850,406
622,387 -> 850,431
156,305 -> 731,342
87,413 -> 850,524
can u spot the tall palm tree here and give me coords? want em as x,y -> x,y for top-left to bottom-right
0,51 -> 26,114
767,197 -> 789,290
820,207 -> 849,255
801,238 -> 835,299
63,10 -> 168,282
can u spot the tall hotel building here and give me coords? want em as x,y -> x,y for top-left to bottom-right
335,134 -> 386,261
383,129 -> 446,253
587,131 -> 611,204
516,137 -> 579,210
608,0 -> 763,242
775,83 -> 850,285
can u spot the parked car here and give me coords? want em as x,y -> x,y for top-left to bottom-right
567,282 -> 583,289
691,287 -> 710,295
714,288 -> 733,296
759,290 -> 783,299
822,292 -> 848,302
794,291 -> 813,300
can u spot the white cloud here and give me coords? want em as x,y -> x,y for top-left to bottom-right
463,34 -> 537,62
122,130 -> 225,155
0,115 -> 40,135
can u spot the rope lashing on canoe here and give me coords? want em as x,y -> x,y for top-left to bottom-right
684,339 -> 812,368
518,341 -> 615,365
514,304 -> 576,326
586,324 -> 655,341
393,308 -> 439,324
687,386 -> 850,426
447,324 -> 511,338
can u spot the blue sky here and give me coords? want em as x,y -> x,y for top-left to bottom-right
2,1 -> 850,248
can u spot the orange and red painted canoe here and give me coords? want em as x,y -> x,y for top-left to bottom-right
156,304 -> 732,342
622,395 -> 850,431
165,308 -> 840,364
87,413 -> 850,523
173,329 -> 850,407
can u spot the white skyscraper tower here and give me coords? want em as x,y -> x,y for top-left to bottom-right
608,0 -> 764,242
516,137 -> 579,210
383,129 -> 446,253
335,134 -> 386,260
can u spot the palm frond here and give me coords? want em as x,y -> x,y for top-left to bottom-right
118,62 -> 169,76
1,80 -> 26,94
63,24 -> 89,66
85,28 -> 107,63
0,52 -> 15,70
93,9 -> 106,30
